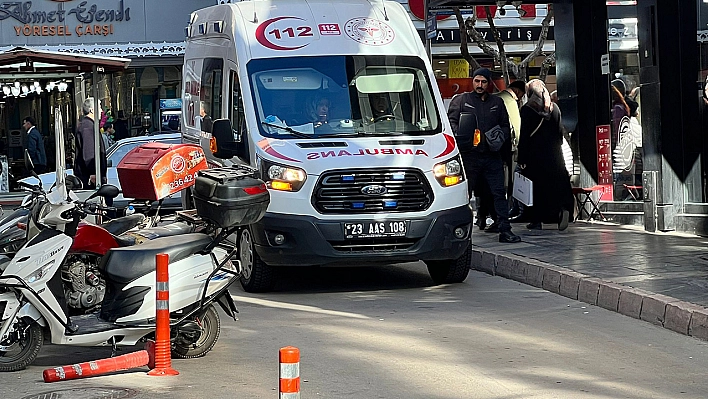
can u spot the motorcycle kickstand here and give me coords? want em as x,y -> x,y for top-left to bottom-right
110,336 -> 120,357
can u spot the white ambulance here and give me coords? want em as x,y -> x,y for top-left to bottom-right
182,0 -> 471,292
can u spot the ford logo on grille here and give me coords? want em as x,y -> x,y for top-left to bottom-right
361,184 -> 387,195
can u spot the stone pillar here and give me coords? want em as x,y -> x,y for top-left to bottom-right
555,0 -> 611,189
637,0 -> 699,231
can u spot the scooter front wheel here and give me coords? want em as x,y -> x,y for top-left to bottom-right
0,318 -> 43,372
171,305 -> 220,359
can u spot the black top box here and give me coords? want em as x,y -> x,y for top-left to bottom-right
192,165 -> 270,228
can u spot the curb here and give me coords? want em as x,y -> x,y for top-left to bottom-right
471,247 -> 708,341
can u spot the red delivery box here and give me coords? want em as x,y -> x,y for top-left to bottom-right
117,143 -> 207,201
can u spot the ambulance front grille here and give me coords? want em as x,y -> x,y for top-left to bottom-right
312,168 -> 433,214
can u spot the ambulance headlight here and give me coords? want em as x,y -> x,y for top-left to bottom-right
261,160 -> 306,192
433,156 -> 464,187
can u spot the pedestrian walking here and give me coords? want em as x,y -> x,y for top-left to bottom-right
74,97 -> 107,189
517,79 -> 574,231
448,68 -> 521,243
23,116 -> 47,174
496,80 -> 526,221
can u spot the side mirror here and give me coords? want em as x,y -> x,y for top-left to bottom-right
87,184 -> 120,201
210,118 -> 239,159
65,175 -> 83,191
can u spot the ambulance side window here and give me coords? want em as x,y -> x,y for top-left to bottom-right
230,71 -> 245,138
184,59 -> 200,128
229,70 -> 249,160
200,58 -> 224,134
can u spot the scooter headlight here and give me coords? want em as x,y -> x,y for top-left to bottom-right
433,156 -> 464,187
260,159 -> 306,192
27,260 -> 55,284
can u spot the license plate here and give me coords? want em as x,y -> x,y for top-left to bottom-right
344,221 -> 408,239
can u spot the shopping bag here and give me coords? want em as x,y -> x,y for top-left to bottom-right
561,137 -> 574,175
512,171 -> 533,206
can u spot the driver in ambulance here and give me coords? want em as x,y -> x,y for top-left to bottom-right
368,92 -> 394,122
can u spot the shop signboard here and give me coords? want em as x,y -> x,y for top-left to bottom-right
418,26 -> 554,45
448,59 -> 469,78
160,98 -> 182,110
596,124 -> 614,201
426,11 -> 437,39
411,1 -> 537,20
0,0 -> 214,46
600,54 -> 610,75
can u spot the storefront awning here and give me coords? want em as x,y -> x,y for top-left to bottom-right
0,47 -> 130,75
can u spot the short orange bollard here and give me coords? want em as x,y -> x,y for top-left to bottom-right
42,350 -> 149,383
279,346 -> 300,398
147,253 -> 179,376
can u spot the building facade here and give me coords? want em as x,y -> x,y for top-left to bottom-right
0,0 -> 213,177
422,0 -> 708,235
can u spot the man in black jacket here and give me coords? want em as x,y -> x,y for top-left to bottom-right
448,68 -> 521,243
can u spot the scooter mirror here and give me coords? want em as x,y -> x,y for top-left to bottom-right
87,184 -> 120,201
65,175 -> 83,191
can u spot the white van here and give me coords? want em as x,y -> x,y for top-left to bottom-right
182,0 -> 471,292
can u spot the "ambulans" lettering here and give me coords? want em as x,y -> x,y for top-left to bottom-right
306,148 -> 428,160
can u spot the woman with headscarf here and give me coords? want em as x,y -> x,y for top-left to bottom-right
307,96 -> 331,128
517,79 -> 574,231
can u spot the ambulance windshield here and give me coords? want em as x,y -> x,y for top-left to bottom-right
248,55 -> 441,139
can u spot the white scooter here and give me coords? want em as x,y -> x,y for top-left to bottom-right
0,164 -> 268,371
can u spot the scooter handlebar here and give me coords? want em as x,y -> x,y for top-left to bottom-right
17,181 -> 39,191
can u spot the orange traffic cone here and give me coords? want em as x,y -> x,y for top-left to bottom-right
148,253 -> 179,376
279,346 -> 300,398
42,350 -> 149,383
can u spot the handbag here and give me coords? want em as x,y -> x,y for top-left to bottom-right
484,125 -> 507,152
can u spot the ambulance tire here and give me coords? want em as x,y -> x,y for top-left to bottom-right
238,227 -> 275,293
425,244 -> 471,284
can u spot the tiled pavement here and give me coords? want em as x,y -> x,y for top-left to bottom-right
469,221 -> 708,340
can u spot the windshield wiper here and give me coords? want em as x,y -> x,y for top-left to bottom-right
315,132 -> 362,138
261,122 -> 312,139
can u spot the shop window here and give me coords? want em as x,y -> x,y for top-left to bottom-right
609,52 -> 643,202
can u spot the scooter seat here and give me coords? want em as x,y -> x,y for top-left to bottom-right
101,214 -> 146,236
122,221 -> 195,242
99,233 -> 212,284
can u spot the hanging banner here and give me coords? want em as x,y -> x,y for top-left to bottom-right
596,124 -> 614,201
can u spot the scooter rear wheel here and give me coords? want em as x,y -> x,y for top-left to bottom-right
172,305 -> 220,359
0,318 -> 43,372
